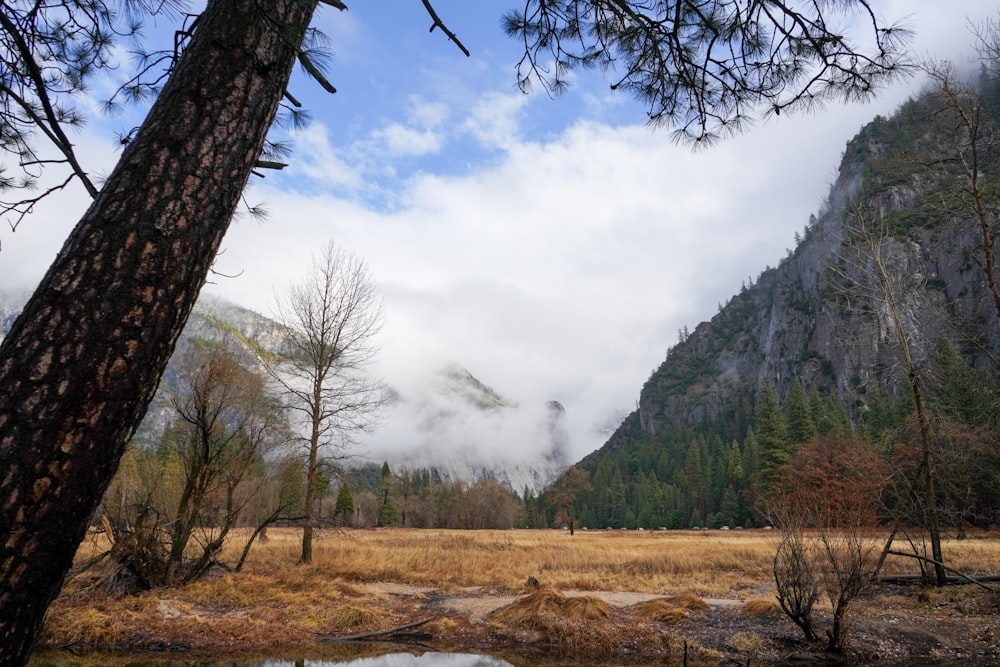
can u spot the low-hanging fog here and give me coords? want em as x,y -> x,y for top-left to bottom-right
353,363 -> 621,494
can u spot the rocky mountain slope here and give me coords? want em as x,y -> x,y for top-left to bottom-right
610,86 -> 1000,449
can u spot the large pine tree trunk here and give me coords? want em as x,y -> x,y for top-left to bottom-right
0,0 -> 318,661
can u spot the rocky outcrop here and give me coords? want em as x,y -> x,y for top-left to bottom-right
635,99 -> 1000,436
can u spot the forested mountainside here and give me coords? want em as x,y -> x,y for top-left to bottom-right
566,71 -> 1000,531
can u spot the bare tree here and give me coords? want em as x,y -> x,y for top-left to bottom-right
830,208 -> 947,586
772,521 -> 820,642
269,241 -> 383,563
767,434 -> 892,651
462,478 -> 520,530
98,341 -> 287,589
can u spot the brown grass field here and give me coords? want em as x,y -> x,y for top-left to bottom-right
34,527 -> 1000,665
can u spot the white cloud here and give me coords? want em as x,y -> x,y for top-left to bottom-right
371,123 -> 443,157
289,124 -> 366,191
462,91 -> 529,150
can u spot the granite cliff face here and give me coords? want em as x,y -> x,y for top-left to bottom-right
632,97 -> 1000,438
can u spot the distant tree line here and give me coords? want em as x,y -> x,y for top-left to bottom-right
329,463 -> 527,530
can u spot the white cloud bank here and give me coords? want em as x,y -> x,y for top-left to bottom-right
206,94 -> 907,461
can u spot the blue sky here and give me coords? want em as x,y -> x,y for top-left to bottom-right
2,1 -> 997,463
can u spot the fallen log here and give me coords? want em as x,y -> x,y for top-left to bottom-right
879,551 -> 999,591
879,573 -> 1000,586
322,616 -> 436,643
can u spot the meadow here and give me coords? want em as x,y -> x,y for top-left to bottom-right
221,526 -> 1000,595
37,527 -> 1000,664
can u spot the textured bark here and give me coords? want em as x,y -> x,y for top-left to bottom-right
0,0 -> 318,662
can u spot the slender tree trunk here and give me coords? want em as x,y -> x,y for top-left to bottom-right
0,1 -> 318,661
911,374 -> 946,586
166,470 -> 207,585
301,436 -> 319,564
869,238 -> 947,587
301,383 -> 323,564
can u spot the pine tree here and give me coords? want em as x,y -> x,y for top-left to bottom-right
726,440 -> 745,490
755,380 -> 790,487
784,378 -> 816,445
376,462 -> 399,527
334,482 -> 355,527
743,427 -> 760,480
810,387 -> 852,436
930,338 -> 997,430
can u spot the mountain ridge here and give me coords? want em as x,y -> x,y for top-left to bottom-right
566,75 -> 1000,530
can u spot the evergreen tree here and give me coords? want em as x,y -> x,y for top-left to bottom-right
607,467 -> 627,528
376,462 -> 399,527
810,387 -> 853,436
743,427 -> 760,480
334,482 -> 355,526
755,380 -> 790,487
522,485 -> 539,528
930,338 -> 998,430
684,439 -> 706,519
859,385 -> 912,445
708,433 -> 728,505
726,440 -> 745,490
784,378 -> 816,445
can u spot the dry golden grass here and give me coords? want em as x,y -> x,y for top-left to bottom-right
488,585 -> 681,659
662,592 -> 710,609
45,526 -> 1000,659
490,585 -> 567,624
561,595 -> 611,620
68,526 -> 1000,599
208,527 -> 781,597
629,599 -> 690,623
742,596 -> 781,615
490,584 -> 611,626
726,631 -> 768,653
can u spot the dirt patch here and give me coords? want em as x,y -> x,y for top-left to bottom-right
369,582 -> 741,622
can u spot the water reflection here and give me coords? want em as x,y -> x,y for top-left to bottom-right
31,652 -> 527,667
32,650 -> 999,667
259,656 -> 512,667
